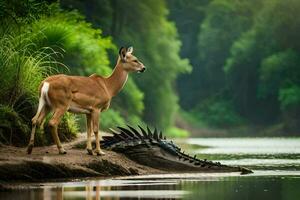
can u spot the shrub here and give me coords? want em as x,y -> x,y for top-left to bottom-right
101,109 -> 126,130
166,126 -> 189,138
279,85 -> 300,111
193,99 -> 244,128
43,113 -> 78,145
0,105 -> 30,146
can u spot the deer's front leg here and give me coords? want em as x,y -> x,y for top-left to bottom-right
92,110 -> 105,156
86,114 -> 93,155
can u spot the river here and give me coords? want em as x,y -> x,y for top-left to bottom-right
1,137 -> 300,199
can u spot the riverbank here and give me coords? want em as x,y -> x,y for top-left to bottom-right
0,134 -> 163,185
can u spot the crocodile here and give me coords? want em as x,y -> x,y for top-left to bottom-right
101,125 -> 253,175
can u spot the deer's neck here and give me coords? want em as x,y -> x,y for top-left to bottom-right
106,59 -> 128,97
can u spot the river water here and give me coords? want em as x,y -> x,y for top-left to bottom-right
1,137 -> 300,200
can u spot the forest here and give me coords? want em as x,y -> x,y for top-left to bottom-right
0,0 -> 299,146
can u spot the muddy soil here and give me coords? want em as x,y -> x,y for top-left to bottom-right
0,133 -> 163,184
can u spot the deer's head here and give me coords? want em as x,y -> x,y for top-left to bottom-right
119,47 -> 146,73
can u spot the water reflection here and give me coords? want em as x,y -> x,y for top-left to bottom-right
1,172 -> 300,200
60,178 -> 188,199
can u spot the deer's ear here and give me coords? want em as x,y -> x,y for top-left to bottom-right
119,47 -> 127,62
127,46 -> 133,54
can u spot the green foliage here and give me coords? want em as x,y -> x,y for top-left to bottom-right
43,113 -> 78,145
29,11 -> 114,76
200,0 -> 263,122
222,0 -> 300,126
0,0 -> 52,28
279,86 -> 300,111
0,32 -> 44,145
0,29 -> 79,145
194,99 -> 244,128
110,0 -> 192,129
0,105 -> 30,146
259,50 -> 300,99
173,0 -> 261,109
167,0 -> 210,109
114,78 -> 144,118
0,5 -> 82,146
166,127 -> 189,138
0,33 -> 54,107
169,0 -> 300,129
101,109 -> 126,130
179,110 -> 207,128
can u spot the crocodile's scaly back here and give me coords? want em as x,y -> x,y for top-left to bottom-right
101,125 -> 252,175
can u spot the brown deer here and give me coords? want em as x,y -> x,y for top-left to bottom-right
27,47 -> 146,155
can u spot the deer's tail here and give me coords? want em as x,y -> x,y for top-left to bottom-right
33,82 -> 51,122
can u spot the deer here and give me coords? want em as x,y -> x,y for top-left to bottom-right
27,46 -> 146,155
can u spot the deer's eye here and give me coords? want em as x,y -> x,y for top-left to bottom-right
134,60 -> 138,63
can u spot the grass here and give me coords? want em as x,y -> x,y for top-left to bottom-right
0,30 -> 78,146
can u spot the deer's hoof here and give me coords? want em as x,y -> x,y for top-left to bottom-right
86,148 -> 93,155
59,148 -> 67,155
27,144 -> 33,154
95,150 -> 105,156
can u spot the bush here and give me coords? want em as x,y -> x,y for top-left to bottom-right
279,85 -> 300,111
193,99 -> 244,128
43,113 -> 78,145
29,11 -> 115,76
166,126 -> 189,138
101,109 -> 126,130
0,105 -> 30,146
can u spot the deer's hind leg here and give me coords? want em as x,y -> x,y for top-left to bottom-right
27,106 -> 50,154
48,107 -> 68,154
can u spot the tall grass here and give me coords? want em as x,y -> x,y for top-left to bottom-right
1,35 -> 46,104
0,30 -> 78,146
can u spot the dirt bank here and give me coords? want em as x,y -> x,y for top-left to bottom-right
0,133 -> 163,184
